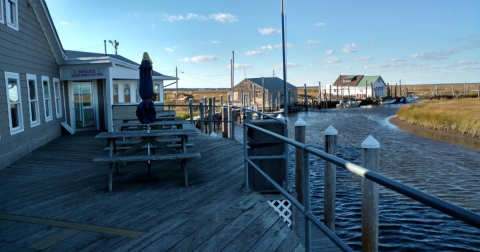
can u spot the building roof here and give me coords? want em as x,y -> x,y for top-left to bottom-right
64,50 -> 173,77
357,76 -> 386,87
243,77 -> 297,90
332,75 -> 364,87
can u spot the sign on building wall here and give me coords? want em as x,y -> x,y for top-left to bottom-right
71,69 -> 103,78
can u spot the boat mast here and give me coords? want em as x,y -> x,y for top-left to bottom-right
281,0 -> 287,118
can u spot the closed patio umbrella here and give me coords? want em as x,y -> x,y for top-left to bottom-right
136,53 -> 156,124
136,52 -> 158,181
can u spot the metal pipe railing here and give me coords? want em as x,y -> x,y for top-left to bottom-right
233,105 -> 284,123
244,122 -> 480,230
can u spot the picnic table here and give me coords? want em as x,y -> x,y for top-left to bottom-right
93,129 -> 200,192
113,120 -> 190,131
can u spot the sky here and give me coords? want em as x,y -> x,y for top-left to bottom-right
46,0 -> 480,88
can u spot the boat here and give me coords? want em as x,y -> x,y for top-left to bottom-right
405,92 -> 419,103
336,100 -> 361,108
381,98 -> 396,104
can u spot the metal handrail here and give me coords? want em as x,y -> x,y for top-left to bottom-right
233,105 -> 284,123
245,121 -> 480,228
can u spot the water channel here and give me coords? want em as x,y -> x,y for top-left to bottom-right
234,104 -> 480,251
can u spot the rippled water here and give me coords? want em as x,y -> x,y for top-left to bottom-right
235,105 -> 480,251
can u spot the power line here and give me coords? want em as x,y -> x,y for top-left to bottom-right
181,71 -> 230,76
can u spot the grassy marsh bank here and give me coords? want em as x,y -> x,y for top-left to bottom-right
396,99 -> 480,137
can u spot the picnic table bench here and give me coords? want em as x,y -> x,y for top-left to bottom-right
93,129 -> 200,192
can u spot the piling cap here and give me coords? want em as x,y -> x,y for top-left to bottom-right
361,135 -> 380,148
276,114 -> 284,123
199,100 -> 203,104
294,118 -> 306,127
210,132 -> 217,137
324,125 -> 338,135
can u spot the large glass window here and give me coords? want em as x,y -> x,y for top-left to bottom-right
0,0 -> 4,24
42,76 -> 53,122
53,78 -> 62,117
113,84 -> 118,103
5,72 -> 23,134
6,0 -> 19,31
124,84 -> 130,103
26,74 -> 40,127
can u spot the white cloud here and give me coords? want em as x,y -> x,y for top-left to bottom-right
258,27 -> 281,35
274,63 -> 300,69
178,55 -> 218,63
60,22 -> 70,25
371,38 -> 376,42
324,50 -> 334,55
304,39 -> 322,44
309,64 -> 315,67
363,64 -> 389,69
456,60 -> 480,65
245,51 -> 266,56
128,13 -> 137,18
321,58 -> 341,64
260,43 -> 293,50
324,65 -> 341,69
350,56 -> 371,61
409,45 -> 474,60
165,47 -> 174,52
162,13 -> 237,23
209,13 -> 238,23
227,63 -> 253,69
162,14 -> 184,22
210,40 -> 220,44
341,44 -> 360,53
389,58 -> 405,62
315,23 -> 326,26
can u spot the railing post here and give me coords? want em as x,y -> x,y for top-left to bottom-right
324,125 -> 338,233
204,96 -> 207,126
199,100 -> 205,134
276,114 -> 289,190
220,95 -> 223,109
222,104 -> 228,138
361,135 -> 380,252
189,98 -> 193,124
213,96 -> 216,131
243,108 -> 250,192
294,118 -> 306,205
303,150 -> 311,252
230,108 -> 235,140
208,98 -> 213,135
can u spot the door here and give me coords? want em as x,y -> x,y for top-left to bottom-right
73,81 -> 95,129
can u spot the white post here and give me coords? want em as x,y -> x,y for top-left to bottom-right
361,135 -> 380,252
324,125 -> 338,233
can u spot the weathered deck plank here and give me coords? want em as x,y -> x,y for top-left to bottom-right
0,130 -> 343,251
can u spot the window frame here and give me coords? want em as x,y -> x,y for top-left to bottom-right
0,0 -> 4,24
53,78 -> 62,118
41,76 -> 53,122
113,83 -> 119,103
5,0 -> 19,31
26,74 -> 41,127
4,71 -> 24,135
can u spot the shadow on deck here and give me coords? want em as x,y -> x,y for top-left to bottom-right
0,131 -> 305,251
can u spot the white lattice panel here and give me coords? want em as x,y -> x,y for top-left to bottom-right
268,200 -> 292,227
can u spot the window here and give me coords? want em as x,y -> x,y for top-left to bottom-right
124,84 -> 130,102
26,74 -> 40,127
6,0 -> 19,31
42,76 -> 53,122
113,84 -> 118,103
0,0 -> 4,24
53,78 -> 62,117
5,72 -> 23,134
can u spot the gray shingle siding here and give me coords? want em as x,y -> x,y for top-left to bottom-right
0,1 -> 64,169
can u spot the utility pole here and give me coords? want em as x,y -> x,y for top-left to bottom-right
232,51 -> 235,102
176,66 -> 178,100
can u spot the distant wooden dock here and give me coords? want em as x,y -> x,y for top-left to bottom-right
0,129 -> 314,251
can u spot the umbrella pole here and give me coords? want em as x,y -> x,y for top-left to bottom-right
147,124 -> 151,178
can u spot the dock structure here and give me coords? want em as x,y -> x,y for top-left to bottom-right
0,128 -> 341,251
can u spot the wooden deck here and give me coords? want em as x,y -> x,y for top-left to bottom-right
0,129 -> 309,251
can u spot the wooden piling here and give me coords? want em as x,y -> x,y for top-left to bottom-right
220,95 -> 223,108
329,85 -> 332,102
371,83 -> 374,99
318,81 -> 321,106
324,126 -> 338,233
189,98 -> 193,124
262,77 -> 265,112
361,135 -> 380,252
295,118 -> 306,205
208,98 -> 213,135
222,104 -> 228,138
204,96 -> 208,124
395,83 -> 397,97
337,85 -> 339,101
199,100 -> 205,133
213,96 -> 216,130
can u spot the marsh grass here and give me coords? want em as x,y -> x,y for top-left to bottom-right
396,98 -> 480,137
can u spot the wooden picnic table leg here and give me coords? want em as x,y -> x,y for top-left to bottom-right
182,136 -> 188,187
108,139 -> 114,192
